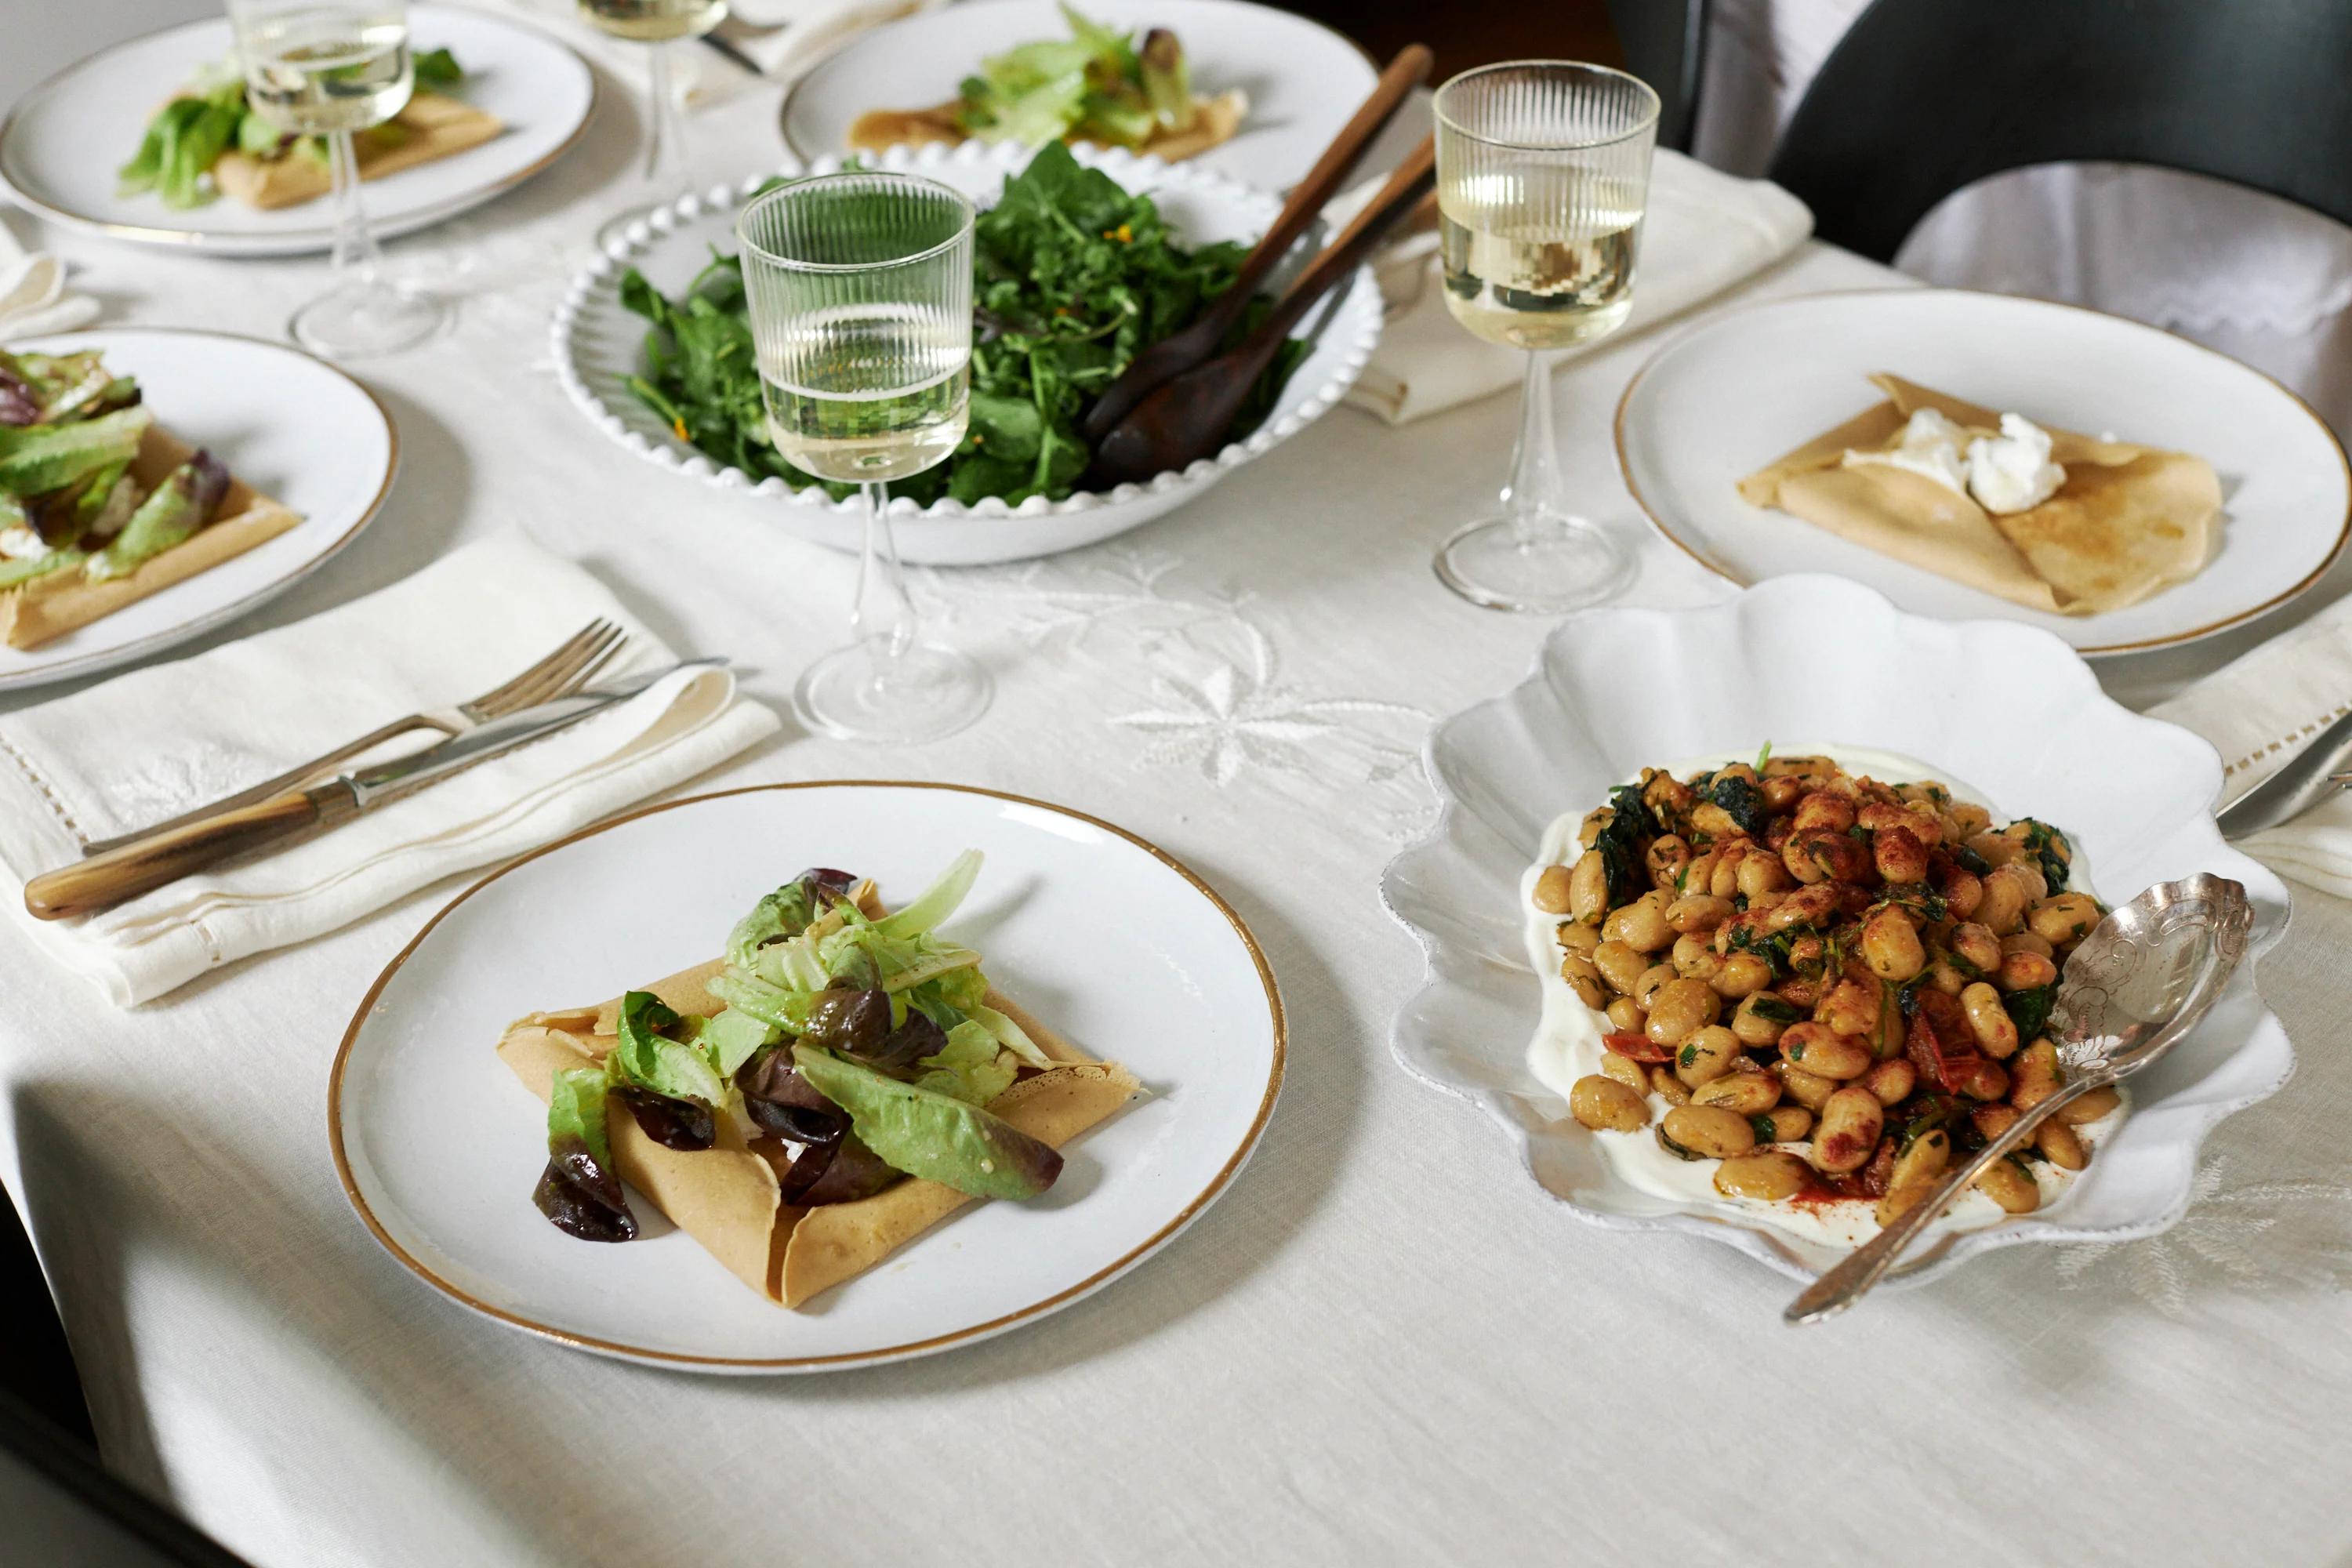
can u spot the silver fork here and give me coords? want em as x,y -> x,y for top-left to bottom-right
78,619 -> 630,857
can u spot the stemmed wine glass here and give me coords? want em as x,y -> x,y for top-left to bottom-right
1432,61 -> 1660,613
579,0 -> 728,247
737,173 -> 992,744
227,0 -> 444,357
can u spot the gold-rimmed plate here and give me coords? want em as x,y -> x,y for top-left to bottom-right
329,782 -> 1286,1372
0,327 -> 396,693
1614,288 -> 2352,655
0,4 -> 594,257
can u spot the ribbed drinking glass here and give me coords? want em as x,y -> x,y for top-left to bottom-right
1432,61 -> 1659,612
737,172 -> 989,744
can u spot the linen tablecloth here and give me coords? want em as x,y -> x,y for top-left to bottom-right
4,16 -> 2351,1568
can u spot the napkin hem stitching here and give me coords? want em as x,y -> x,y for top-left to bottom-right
0,731 -> 85,843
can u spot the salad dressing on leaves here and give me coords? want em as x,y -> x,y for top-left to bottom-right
1521,746 -> 2118,1250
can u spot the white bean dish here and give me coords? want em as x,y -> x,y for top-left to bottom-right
1524,747 -> 2122,1249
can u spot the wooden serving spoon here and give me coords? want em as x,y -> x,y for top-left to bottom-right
1084,133 -> 1436,490
1073,42 -> 1433,445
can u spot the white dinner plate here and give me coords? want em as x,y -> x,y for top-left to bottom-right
781,0 -> 1377,190
1615,289 -> 2352,655
331,782 -> 1286,1371
0,5 -> 596,256
0,328 -> 396,693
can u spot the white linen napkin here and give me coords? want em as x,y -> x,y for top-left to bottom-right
487,0 -> 941,109
2151,592 -> 2352,900
0,221 -> 100,342
1345,150 -> 1814,425
0,532 -> 778,1005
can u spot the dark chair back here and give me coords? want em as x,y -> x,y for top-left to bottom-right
1605,0 -> 1708,151
1769,0 -> 2352,260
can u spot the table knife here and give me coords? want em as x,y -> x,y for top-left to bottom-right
23,659 -> 724,921
2215,705 -> 2352,838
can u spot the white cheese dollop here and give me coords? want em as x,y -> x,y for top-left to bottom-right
1840,408 -> 1971,498
0,526 -> 48,561
1965,413 -> 2067,515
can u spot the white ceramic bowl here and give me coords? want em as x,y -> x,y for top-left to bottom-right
551,140 -> 1382,566
1381,574 -> 2297,1290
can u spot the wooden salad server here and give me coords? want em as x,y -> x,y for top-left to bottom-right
1074,42 -> 1433,444
1084,132 -> 1436,489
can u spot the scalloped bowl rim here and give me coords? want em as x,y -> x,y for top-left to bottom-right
1379,573 -> 2298,1292
550,139 -> 1383,524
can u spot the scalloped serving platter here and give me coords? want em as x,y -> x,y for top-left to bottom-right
553,141 -> 1383,565
1381,575 -> 2296,1293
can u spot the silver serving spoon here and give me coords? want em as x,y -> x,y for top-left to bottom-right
1784,873 -> 2254,1324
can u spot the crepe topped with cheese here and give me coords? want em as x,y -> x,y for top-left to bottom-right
1738,374 -> 2223,615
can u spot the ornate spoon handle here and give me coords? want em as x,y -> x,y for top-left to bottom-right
1784,1076 -> 2100,1324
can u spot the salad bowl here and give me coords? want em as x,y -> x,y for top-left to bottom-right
1380,574 -> 2296,1291
552,139 -> 1384,566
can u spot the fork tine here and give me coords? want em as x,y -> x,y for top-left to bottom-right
476,619 -> 623,719
554,633 -> 630,700
462,619 -> 612,720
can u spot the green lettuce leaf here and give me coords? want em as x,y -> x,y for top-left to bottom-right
794,1045 -> 1060,1200
548,1062 -> 615,1166
911,1018 -> 1018,1104
609,990 -> 728,1106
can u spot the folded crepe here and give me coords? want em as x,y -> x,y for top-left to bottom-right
1737,374 -> 2223,615
0,425 -> 303,649
847,89 -> 1248,164
213,93 -> 504,210
498,944 -> 1140,1309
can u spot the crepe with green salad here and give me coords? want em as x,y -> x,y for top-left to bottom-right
0,347 -> 301,649
499,853 -> 1140,1308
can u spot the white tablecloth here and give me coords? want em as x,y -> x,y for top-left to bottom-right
5,19 -> 2352,1568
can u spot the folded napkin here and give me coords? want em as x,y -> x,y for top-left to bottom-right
0,222 -> 100,343
2153,593 -> 2352,900
0,532 -> 778,1006
1345,149 -> 1814,425
487,0 -> 941,110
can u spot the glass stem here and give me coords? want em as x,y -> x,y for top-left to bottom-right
326,128 -> 382,287
1499,348 -> 1565,546
643,40 -> 683,185
851,481 -> 919,678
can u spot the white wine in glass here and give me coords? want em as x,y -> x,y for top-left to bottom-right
576,0 -> 728,42
1439,168 -> 1643,350
1431,61 -> 1658,615
241,6 -> 413,132
761,307 -> 971,485
228,0 -> 443,358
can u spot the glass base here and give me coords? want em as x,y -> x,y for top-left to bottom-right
289,279 -> 442,359
793,639 -> 992,744
1434,512 -> 1632,614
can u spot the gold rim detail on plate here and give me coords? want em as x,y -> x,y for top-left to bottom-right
327,780 -> 1288,1371
1612,286 -> 2352,657
0,6 -> 598,253
0,325 -> 397,691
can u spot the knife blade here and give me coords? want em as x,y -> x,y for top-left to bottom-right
2216,704 -> 2352,838
23,658 -> 727,921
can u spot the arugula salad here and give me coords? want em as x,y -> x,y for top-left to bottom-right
536,852 -> 1071,1243
618,142 -> 1308,507
118,47 -> 464,210
0,349 -> 229,593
